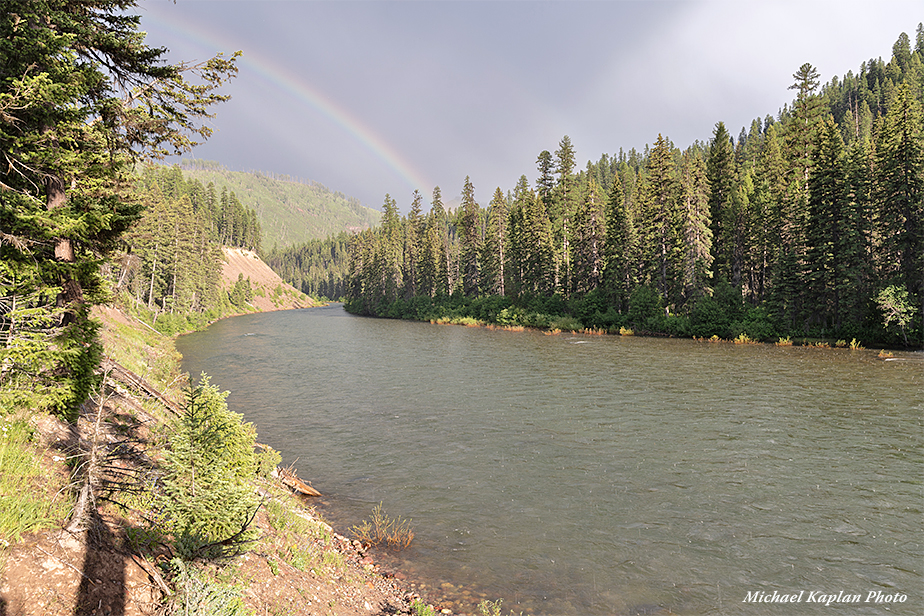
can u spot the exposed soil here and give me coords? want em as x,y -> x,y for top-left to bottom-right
221,247 -> 316,312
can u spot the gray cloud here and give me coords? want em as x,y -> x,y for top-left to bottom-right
142,0 -> 920,211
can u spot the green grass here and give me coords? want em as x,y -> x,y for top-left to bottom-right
264,498 -> 328,542
96,306 -> 184,395
412,600 -> 437,616
0,419 -> 69,545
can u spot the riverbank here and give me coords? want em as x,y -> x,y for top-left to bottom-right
0,302 -> 456,616
345,290 -> 922,351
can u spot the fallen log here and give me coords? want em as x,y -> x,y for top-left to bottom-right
276,466 -> 322,497
99,357 -> 183,416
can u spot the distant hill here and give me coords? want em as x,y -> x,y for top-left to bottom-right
176,159 -> 380,249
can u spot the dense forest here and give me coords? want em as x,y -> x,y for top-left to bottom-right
264,233 -> 352,300
343,28 -> 924,347
107,165 -> 263,332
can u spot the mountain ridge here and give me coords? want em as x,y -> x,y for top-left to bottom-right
175,159 -> 381,249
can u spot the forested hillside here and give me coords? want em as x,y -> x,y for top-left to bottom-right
344,28 -> 924,347
176,159 -> 380,249
264,233 -> 353,300
106,165 -> 315,334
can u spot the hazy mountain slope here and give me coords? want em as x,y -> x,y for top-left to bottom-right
177,160 -> 380,249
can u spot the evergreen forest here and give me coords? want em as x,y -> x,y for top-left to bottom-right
0,0 -> 240,414
264,233 -> 353,300
176,159 -> 381,249
110,164 -> 264,333
343,28 -> 924,348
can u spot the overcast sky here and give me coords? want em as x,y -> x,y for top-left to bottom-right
140,1 -> 920,211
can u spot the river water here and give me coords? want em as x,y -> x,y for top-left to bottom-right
176,305 -> 922,615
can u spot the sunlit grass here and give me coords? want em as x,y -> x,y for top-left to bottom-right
0,418 -> 69,545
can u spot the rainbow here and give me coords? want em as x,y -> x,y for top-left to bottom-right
142,6 -> 432,201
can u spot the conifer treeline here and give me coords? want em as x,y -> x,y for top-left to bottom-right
343,30 -> 924,345
110,165 -> 263,325
264,233 -> 352,300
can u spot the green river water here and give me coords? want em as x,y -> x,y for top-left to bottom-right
176,305 -> 922,615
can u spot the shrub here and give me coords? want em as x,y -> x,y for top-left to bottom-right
254,444 -> 281,479
549,316 -> 583,332
569,289 -> 608,324
627,285 -> 662,327
478,599 -> 504,616
412,600 -> 437,616
350,502 -> 414,551
161,375 -> 260,560
153,312 -> 191,336
689,293 -> 729,339
590,307 -> 623,331
469,295 -> 512,322
736,306 -> 778,342
164,558 -> 250,616
876,284 -> 915,345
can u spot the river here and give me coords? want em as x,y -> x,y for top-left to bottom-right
176,304 -> 922,615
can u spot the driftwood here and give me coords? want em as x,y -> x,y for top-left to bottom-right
276,465 -> 321,497
99,357 -> 183,416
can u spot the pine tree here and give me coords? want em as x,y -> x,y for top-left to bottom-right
788,63 -> 825,186
602,173 -> 637,311
162,376 -> 259,559
480,188 -> 508,296
536,151 -> 556,220
678,148 -> 713,302
431,186 -> 450,295
380,194 -> 403,305
873,81 -> 924,315
508,175 -> 554,297
571,177 -> 605,296
459,177 -> 482,296
553,136 -> 577,294
403,190 -> 423,298
804,116 -> 848,330
728,168 -> 755,291
0,2 -> 234,414
639,135 -> 681,303
706,122 -> 737,283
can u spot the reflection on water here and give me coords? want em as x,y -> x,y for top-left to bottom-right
177,305 -> 923,615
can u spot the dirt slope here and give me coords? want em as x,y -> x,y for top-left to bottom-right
220,247 -> 317,312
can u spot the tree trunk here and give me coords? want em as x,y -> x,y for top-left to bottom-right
46,174 -> 82,323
